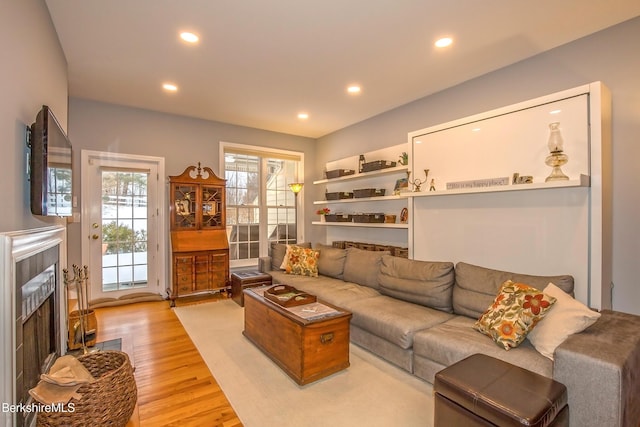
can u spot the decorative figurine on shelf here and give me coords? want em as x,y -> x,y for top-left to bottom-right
393,177 -> 409,195
545,122 -> 569,182
429,179 -> 436,191
512,173 -> 533,185
407,169 -> 429,192
359,155 -> 366,173
398,152 -> 408,166
400,207 -> 409,224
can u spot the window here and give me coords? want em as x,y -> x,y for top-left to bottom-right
222,143 -> 303,268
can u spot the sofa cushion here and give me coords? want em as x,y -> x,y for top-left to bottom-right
526,282 -> 601,360
378,255 -> 454,313
267,269 -> 380,307
473,280 -> 556,350
453,262 -> 574,319
343,247 -> 388,289
344,295 -> 454,349
270,242 -> 310,271
314,244 -> 347,279
413,316 -> 553,379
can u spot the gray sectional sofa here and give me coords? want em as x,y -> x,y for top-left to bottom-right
259,244 -> 640,427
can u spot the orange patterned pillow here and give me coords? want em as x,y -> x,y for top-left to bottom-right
284,246 -> 320,277
473,280 -> 556,350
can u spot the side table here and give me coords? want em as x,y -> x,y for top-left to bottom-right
230,271 -> 272,306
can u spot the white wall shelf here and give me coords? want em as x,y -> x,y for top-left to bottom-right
313,165 -> 408,185
312,221 -> 408,229
407,175 -> 589,198
313,194 -> 409,205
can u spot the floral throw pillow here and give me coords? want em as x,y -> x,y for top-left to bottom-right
284,246 -> 320,277
473,280 -> 556,350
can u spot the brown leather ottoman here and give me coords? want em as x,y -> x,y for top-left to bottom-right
230,271 -> 272,306
434,354 -> 569,427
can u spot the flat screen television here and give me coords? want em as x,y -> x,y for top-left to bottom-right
29,105 -> 73,217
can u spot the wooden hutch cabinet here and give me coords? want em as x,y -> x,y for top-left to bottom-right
169,163 -> 229,306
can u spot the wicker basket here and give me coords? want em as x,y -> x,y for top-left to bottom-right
37,350 -> 137,427
325,191 -> 354,200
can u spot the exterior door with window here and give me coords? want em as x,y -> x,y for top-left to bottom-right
81,150 -> 165,301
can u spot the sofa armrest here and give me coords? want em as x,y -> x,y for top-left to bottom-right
553,310 -> 640,427
258,256 -> 273,273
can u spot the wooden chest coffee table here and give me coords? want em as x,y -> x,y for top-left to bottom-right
243,287 -> 352,385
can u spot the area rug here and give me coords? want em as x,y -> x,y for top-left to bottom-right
174,300 -> 435,427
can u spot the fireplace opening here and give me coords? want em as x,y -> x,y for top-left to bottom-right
16,246 -> 60,427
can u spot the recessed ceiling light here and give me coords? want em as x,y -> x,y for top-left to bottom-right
162,83 -> 178,92
347,85 -> 361,94
435,37 -> 453,48
180,32 -> 199,43
297,113 -> 309,120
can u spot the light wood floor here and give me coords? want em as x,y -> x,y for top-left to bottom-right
94,298 -> 243,427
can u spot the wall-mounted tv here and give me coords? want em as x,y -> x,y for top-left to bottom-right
29,105 -> 73,217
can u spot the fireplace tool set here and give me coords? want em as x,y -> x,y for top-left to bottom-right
63,264 -> 97,354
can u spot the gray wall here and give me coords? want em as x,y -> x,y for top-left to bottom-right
66,98 -> 317,267
0,0 -> 68,233
317,17 -> 640,315
2,1 -> 637,314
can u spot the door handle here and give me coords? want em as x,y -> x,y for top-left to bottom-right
91,223 -> 101,240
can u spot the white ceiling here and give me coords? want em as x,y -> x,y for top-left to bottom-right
45,0 -> 640,138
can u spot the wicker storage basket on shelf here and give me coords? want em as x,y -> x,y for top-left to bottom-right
37,350 -> 137,427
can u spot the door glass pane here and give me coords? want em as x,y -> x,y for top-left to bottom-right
101,171 -> 149,292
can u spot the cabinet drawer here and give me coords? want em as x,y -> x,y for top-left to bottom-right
175,263 -> 192,274
210,253 -> 227,262
175,274 -> 193,294
175,256 -> 194,264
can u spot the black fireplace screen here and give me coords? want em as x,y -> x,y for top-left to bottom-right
15,246 -> 60,427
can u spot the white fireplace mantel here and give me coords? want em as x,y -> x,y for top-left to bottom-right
0,225 -> 67,427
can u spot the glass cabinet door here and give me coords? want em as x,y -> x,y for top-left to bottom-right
201,185 -> 223,229
173,184 -> 197,229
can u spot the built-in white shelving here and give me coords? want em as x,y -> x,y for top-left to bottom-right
408,81 -> 610,310
407,174 -> 589,198
313,165 -> 408,185
313,194 -> 408,205
312,221 -> 408,229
